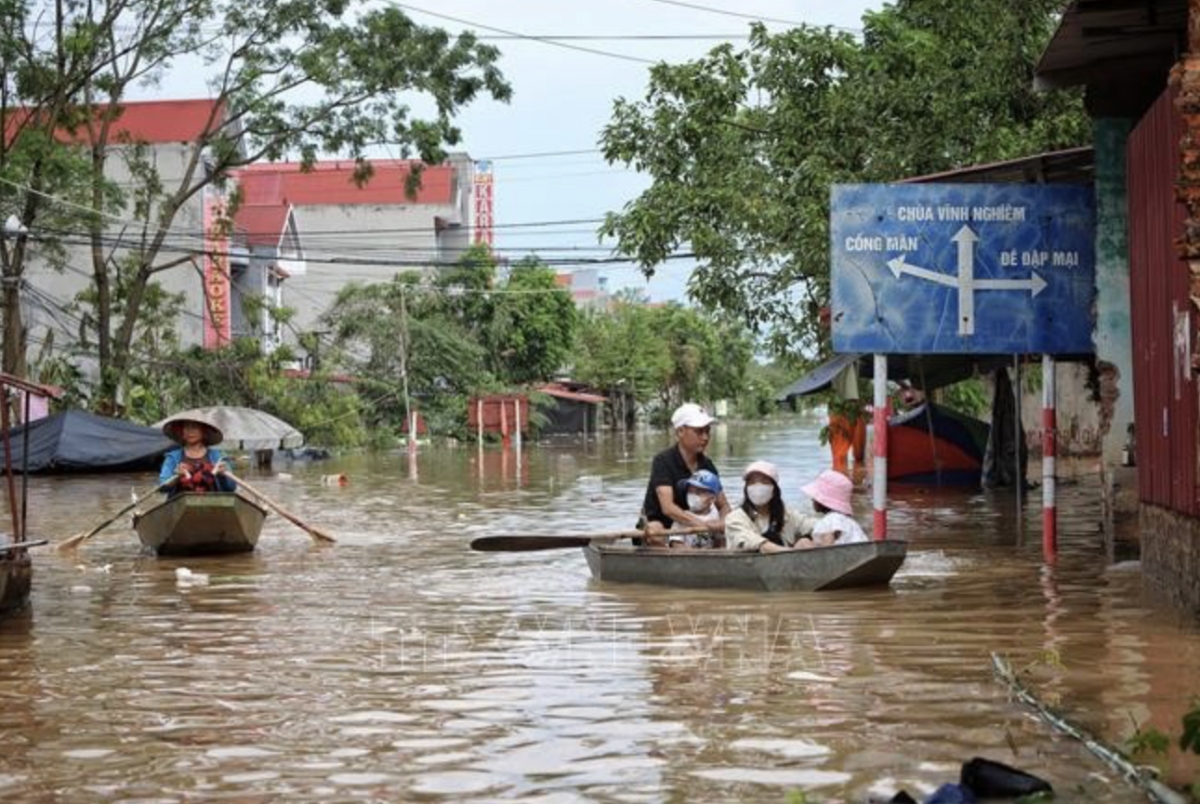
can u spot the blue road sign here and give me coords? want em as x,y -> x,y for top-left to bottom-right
830,183 -> 1095,354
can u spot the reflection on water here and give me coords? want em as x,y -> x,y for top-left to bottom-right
2,416 -> 1198,802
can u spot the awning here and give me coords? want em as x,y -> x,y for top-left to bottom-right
777,354 -> 1077,404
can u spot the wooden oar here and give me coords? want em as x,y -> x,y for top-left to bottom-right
226,472 -> 336,544
57,478 -> 175,552
0,539 -> 48,553
471,525 -> 711,553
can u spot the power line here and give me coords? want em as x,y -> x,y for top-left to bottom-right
639,0 -> 803,28
479,148 -> 602,161
393,3 -> 657,65
476,33 -> 749,41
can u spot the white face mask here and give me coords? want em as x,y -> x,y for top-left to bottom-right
687,494 -> 711,513
746,483 -> 774,507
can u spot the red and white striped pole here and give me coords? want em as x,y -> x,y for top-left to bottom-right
873,354 -> 888,541
1042,354 -> 1057,562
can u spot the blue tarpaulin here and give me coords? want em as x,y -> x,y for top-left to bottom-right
5,410 -> 173,473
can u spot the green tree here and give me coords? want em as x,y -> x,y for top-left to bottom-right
489,258 -> 577,384
573,298 -> 671,406
600,0 -> 1088,357
573,297 -> 754,419
320,275 -> 495,439
0,0 -> 511,409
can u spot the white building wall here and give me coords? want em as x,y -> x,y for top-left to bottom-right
22,142 -> 211,364
282,202 -> 458,339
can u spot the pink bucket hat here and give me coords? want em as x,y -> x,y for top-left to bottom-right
801,470 -> 854,515
742,460 -> 780,485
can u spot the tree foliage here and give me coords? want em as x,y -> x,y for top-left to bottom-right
600,0 -> 1089,357
573,297 -> 754,418
488,258 -> 577,384
319,273 -> 494,440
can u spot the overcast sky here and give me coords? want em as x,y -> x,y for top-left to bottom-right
418,1 -> 883,300
137,1 -> 884,301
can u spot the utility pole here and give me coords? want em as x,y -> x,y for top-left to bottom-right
398,285 -> 416,454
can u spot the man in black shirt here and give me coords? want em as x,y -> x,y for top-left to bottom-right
639,403 -> 730,544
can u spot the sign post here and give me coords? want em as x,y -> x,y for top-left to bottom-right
831,184 -> 1095,559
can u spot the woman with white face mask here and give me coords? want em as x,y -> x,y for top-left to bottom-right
724,461 -> 819,553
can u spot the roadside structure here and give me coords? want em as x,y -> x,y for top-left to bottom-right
1034,0 -> 1199,611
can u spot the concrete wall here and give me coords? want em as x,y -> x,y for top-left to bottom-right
282,201 -> 456,338
22,142 -> 210,363
1142,503 -> 1200,614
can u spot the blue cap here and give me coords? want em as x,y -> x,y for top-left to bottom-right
685,469 -> 722,495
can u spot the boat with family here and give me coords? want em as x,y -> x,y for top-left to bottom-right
584,539 -> 906,591
472,403 -> 907,592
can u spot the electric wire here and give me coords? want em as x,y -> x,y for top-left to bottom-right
393,3 -> 656,65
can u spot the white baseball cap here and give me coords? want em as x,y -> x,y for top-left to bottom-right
671,403 -> 716,429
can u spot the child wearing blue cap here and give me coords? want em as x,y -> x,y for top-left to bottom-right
668,469 -> 723,548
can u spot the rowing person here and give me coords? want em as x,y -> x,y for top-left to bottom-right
638,403 -> 730,546
159,415 -> 237,498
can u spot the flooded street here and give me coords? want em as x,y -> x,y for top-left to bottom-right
2,417 -> 1199,802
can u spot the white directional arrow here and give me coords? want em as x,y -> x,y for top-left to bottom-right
884,224 -> 1049,337
886,255 -> 957,287
952,226 -> 979,335
976,273 -> 1048,297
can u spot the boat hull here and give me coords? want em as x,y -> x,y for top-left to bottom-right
584,540 -> 907,592
889,403 -> 989,486
0,550 -> 32,616
133,493 -> 267,556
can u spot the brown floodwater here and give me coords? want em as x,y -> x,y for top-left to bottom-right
1,417 -> 1198,803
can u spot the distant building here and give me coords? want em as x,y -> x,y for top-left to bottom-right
554,268 -> 611,309
229,200 -> 304,353
235,155 -> 478,347
20,99 -> 236,361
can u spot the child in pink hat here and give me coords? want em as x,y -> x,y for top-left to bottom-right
798,470 -> 867,546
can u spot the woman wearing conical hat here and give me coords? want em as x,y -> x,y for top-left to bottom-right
158,415 -> 237,497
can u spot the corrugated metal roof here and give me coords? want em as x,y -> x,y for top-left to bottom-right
234,203 -> 293,248
901,146 -> 1095,185
538,382 -> 608,404
1035,0 -> 1186,101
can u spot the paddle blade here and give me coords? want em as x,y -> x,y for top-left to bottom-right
471,535 -> 595,552
305,524 -> 337,544
56,532 -> 88,552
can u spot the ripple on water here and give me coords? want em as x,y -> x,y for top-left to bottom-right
408,770 -> 503,796
689,767 -> 852,787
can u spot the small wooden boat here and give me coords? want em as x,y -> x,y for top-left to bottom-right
889,402 -> 989,486
583,539 -> 907,592
133,492 -> 268,556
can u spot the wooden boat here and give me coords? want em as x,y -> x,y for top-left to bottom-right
133,492 -> 268,556
584,539 -> 907,592
889,402 -> 990,486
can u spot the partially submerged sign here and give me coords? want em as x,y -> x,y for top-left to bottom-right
830,184 -> 1095,354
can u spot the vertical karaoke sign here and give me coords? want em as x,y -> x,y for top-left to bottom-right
473,160 -> 494,249
202,188 -> 231,349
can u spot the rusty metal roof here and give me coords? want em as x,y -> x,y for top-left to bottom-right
900,146 -> 1094,185
1035,0 -> 1186,92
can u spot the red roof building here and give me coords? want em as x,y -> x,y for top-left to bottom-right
4,98 -> 224,146
238,160 -> 456,207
